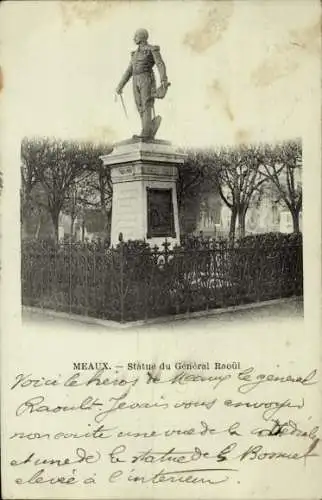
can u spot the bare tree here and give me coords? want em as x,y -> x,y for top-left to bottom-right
177,148 -> 217,233
86,156 -> 113,235
64,168 -> 112,240
260,139 -> 302,232
21,137 -> 112,242
177,145 -> 268,239
214,144 -> 268,239
64,178 -> 92,239
21,139 -> 49,239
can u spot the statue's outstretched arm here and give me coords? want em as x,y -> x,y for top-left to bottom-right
116,62 -> 133,93
151,46 -> 168,85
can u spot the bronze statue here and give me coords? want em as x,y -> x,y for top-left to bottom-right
116,28 -> 170,140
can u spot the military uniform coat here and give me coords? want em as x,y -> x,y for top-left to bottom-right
117,43 -> 168,114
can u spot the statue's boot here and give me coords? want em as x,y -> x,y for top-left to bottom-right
132,112 -> 151,140
134,114 -> 162,140
140,107 -> 153,138
151,115 -> 162,139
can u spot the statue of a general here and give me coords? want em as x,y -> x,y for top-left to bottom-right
116,28 -> 170,140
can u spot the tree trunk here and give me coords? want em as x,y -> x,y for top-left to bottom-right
101,207 -> 109,235
229,208 -> 237,241
51,210 -> 60,244
35,216 -> 41,240
237,208 -> 247,239
70,215 -> 76,240
81,219 -> 86,242
104,211 -> 111,242
291,208 -> 300,233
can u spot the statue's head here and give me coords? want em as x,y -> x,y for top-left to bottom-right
134,28 -> 149,44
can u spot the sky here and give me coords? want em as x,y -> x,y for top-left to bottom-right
1,0 -> 320,147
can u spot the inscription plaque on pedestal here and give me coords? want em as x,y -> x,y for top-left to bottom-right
147,188 -> 176,238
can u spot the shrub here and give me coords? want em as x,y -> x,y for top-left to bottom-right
236,231 -> 302,248
231,232 -> 303,301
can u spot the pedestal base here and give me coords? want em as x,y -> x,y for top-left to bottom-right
101,138 -> 186,247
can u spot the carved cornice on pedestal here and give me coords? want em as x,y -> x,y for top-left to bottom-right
110,163 -> 179,184
100,138 -> 186,167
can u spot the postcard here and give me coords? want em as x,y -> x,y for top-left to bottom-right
0,0 -> 321,499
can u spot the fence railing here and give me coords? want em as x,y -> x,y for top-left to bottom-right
21,235 -> 303,323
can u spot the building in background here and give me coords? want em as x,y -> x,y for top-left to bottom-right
195,190 -> 301,237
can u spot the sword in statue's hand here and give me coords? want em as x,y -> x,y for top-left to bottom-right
114,90 -> 128,119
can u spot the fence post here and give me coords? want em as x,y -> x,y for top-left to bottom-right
144,248 -> 149,321
162,238 -> 170,264
69,242 -> 72,313
119,233 -> 125,323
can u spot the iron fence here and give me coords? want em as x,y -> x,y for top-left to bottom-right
21,235 -> 303,323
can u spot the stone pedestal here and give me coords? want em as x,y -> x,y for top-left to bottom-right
101,138 -> 185,247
